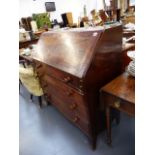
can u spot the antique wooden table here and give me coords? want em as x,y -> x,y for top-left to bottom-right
100,72 -> 135,145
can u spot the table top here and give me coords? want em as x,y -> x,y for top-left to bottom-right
101,72 -> 135,104
19,48 -> 33,62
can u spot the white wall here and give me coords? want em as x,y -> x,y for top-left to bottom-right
19,0 -> 104,23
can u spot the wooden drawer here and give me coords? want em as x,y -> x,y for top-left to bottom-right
44,64 -> 84,92
51,93 -> 91,135
104,93 -> 135,116
43,75 -> 90,123
34,60 -> 45,78
40,78 -> 91,135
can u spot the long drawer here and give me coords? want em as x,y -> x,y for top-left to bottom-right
44,64 -> 85,92
43,75 -> 90,122
34,60 -> 91,134
51,93 -> 91,135
40,75 -> 91,134
41,77 -> 90,135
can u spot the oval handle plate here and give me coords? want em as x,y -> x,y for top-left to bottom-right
73,116 -> 79,123
69,103 -> 77,110
66,90 -> 74,96
63,77 -> 72,83
114,100 -> 121,108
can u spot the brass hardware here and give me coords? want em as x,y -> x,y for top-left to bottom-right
66,90 -> 73,96
44,93 -> 49,98
79,85 -> 83,88
73,116 -> 79,122
114,100 -> 121,108
80,79 -> 83,82
63,77 -> 72,83
69,103 -> 77,110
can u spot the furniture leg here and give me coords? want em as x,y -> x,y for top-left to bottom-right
38,96 -> 42,108
30,94 -> 33,101
92,137 -> 97,150
106,106 -> 112,145
19,79 -> 22,92
90,136 -> 97,150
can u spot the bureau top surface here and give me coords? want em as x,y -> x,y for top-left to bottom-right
32,29 -> 103,78
101,72 -> 135,104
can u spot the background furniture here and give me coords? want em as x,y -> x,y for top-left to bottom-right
100,72 -> 135,145
21,17 -> 32,31
31,24 -> 123,149
61,12 -> 77,27
19,29 -> 46,49
122,14 -> 135,24
19,38 -> 39,49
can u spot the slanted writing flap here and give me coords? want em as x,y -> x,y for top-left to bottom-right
32,29 -> 103,78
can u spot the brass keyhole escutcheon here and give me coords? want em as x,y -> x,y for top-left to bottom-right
66,90 -> 73,96
114,100 -> 121,108
64,77 -> 72,83
69,103 -> 77,110
73,116 -> 79,123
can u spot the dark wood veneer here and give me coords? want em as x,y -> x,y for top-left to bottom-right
31,24 -> 123,149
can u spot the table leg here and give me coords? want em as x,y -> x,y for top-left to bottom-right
106,106 -> 112,145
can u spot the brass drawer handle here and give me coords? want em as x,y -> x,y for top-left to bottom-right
63,77 -> 72,83
69,103 -> 77,110
44,93 -> 49,98
79,85 -> 83,89
66,90 -> 74,96
73,116 -> 79,123
114,100 -> 121,108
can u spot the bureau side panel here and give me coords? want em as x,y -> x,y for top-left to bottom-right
84,25 -> 123,136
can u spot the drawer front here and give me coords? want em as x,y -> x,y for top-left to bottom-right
36,76 -> 51,102
44,64 -> 84,92
34,60 -> 45,78
43,75 -> 90,123
51,93 -> 91,134
40,76 -> 91,134
105,94 -> 135,116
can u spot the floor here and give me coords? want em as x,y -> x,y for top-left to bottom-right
19,86 -> 135,155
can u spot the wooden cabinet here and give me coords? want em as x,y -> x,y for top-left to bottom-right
32,24 -> 123,149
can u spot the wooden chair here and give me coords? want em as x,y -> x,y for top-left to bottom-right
19,60 -> 43,107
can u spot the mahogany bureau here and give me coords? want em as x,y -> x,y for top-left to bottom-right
31,24 -> 123,149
